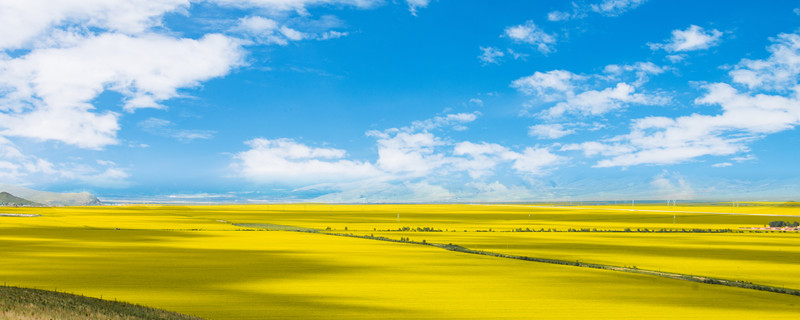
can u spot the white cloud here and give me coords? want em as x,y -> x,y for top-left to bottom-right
512,64 -> 668,119
0,137 -> 57,183
0,0 -> 190,50
0,33 -> 245,148
452,141 -> 515,179
478,46 -> 504,65
233,16 -> 294,45
317,30 -> 348,40
510,147 -> 565,175
666,54 -> 686,63
0,137 -> 129,187
590,0 -> 648,16
138,118 -> 215,142
310,180 -> 455,203
731,154 -> 757,162
729,33 -> 800,91
407,111 -> 480,131
406,0 -> 430,16
650,170 -> 694,199
232,138 -> 381,184
529,124 -> 576,139
78,167 -> 131,188
0,0 -> 406,188
506,48 -> 528,60
232,113 -> 564,200
543,82 -> 666,118
463,181 -> 542,202
561,141 -> 635,157
372,131 -> 446,177
603,61 -> 668,86
0,106 -> 120,149
649,25 -> 723,52
547,0 -> 646,22
574,61 -> 800,168
504,21 -> 556,54
0,0 -> 381,156
547,10 -> 573,22
511,70 -> 580,101
208,0 -> 382,12
712,162 -> 732,167
468,98 -> 484,106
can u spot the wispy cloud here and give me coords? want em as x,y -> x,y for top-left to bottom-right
138,118 -> 215,142
548,0 -> 648,22
503,21 -> 556,54
511,62 -> 669,119
564,31 -> 800,167
406,0 -> 431,16
648,25 -> 723,52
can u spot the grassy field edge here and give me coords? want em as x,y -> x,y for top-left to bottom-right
0,285 -> 204,320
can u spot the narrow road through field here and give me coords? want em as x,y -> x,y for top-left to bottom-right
231,221 -> 800,298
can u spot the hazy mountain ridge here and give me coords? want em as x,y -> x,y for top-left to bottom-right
0,185 -> 102,206
0,191 -> 42,206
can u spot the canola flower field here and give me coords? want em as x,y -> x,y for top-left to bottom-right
0,203 -> 798,319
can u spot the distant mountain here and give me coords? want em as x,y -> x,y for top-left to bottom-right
0,192 -> 42,206
0,185 -> 102,206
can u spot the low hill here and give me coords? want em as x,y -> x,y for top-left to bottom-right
0,184 -> 102,206
0,192 -> 41,206
0,285 -> 203,320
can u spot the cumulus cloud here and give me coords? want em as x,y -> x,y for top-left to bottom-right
543,82 -> 666,118
504,21 -> 556,54
231,112 -> 565,201
512,64 -> 669,119
603,61 -> 668,86
567,32 -> 800,167
233,138 -> 381,184
0,33 -> 244,148
730,33 -> 800,91
0,0 -> 387,152
511,70 -> 580,100
0,0 -> 190,50
649,25 -> 723,53
0,0 -> 435,188
0,137 -> 129,187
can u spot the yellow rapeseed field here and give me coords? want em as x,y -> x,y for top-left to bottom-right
0,204 -> 798,319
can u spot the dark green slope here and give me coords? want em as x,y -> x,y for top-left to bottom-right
0,192 -> 41,206
0,285 -> 204,320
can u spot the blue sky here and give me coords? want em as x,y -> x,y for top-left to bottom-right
2,0 -> 800,203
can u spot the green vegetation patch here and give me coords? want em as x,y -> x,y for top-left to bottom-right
0,285 -> 203,320
233,222 -> 319,232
